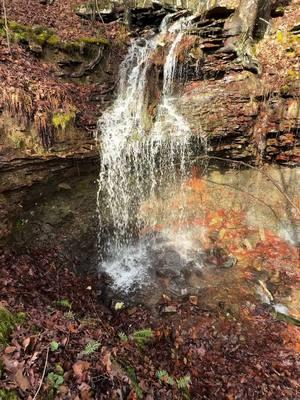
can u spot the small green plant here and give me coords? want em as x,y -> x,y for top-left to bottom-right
55,299 -> 72,310
126,366 -> 143,399
64,310 -> 75,320
118,332 -> 128,342
50,341 -> 59,352
157,370 -> 191,397
82,340 -> 101,355
156,370 -> 175,386
0,389 -> 19,400
47,372 -> 64,389
176,375 -> 191,390
54,363 -> 64,376
131,328 -> 153,348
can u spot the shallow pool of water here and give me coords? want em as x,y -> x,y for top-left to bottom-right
98,163 -> 300,316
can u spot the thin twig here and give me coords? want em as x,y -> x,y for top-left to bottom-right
33,347 -> 49,400
195,155 -> 300,215
95,0 -> 108,36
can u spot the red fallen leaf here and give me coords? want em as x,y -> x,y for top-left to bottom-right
67,322 -> 78,333
79,383 -> 91,400
4,346 -> 17,354
2,355 -> 19,372
101,349 -> 112,372
73,360 -> 90,382
15,369 -> 30,391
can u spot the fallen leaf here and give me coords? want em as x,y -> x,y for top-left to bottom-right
73,360 -> 90,382
189,296 -> 198,305
15,369 -> 30,391
4,346 -> 17,354
102,350 -> 112,372
79,383 -> 91,400
23,337 -> 31,350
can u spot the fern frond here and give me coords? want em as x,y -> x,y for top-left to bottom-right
82,340 -> 101,355
132,328 -> 153,346
176,375 -> 191,390
118,332 -> 128,342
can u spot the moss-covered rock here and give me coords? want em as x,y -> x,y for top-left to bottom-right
0,19 -> 109,52
0,20 -> 59,47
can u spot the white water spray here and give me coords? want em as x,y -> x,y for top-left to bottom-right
97,16 -> 193,290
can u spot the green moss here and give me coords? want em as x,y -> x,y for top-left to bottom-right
62,36 -> 109,54
8,20 -> 28,33
0,20 -> 53,45
0,307 -> 25,348
0,389 -> 19,400
52,111 -> 76,131
16,312 -> 27,323
0,19 -> 109,53
276,30 -> 284,43
47,34 -> 60,46
287,69 -> 300,80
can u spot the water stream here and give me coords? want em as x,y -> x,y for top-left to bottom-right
97,16 -> 194,288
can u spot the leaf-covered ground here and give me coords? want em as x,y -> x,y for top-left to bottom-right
0,0 -> 126,149
1,248 -> 300,399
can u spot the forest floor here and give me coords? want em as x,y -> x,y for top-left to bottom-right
1,0 -> 125,136
1,247 -> 300,399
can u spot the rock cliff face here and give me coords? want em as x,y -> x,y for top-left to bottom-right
0,0 -> 299,264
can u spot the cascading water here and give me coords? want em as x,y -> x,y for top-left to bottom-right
97,16 -> 194,293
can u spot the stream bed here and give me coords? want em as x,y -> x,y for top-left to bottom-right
99,163 -> 300,317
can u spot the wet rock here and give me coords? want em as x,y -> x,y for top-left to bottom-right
204,246 -> 237,268
290,23 -> 300,35
221,255 -> 237,269
97,272 -> 115,307
273,303 -> 289,315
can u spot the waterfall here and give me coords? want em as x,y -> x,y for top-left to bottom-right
97,16 -> 193,291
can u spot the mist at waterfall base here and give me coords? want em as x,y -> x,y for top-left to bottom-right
96,16 -> 300,305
